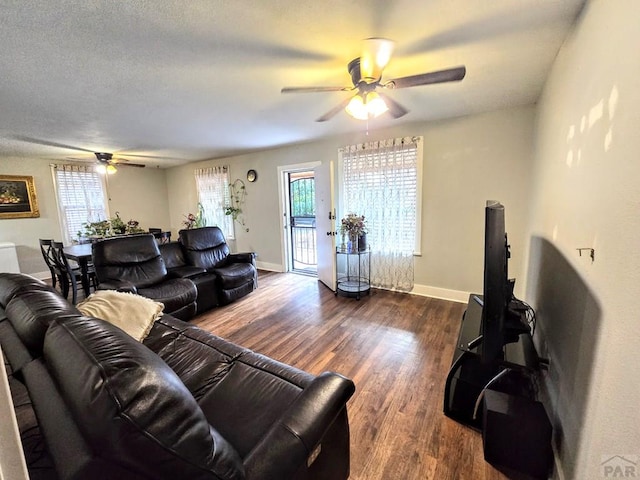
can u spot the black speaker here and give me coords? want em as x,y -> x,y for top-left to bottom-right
482,390 -> 553,479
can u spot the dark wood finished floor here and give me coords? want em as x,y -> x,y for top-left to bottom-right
193,271 -> 510,480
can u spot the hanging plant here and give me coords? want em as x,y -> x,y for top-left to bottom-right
225,179 -> 247,226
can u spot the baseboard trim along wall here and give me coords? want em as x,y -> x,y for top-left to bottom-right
256,261 -> 285,273
254,264 -> 470,303
410,284 -> 470,303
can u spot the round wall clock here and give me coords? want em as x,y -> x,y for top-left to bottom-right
247,169 -> 257,182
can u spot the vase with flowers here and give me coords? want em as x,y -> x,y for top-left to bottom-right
340,213 -> 367,253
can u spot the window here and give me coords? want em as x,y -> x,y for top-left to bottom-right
52,164 -> 109,244
339,137 -> 422,290
194,166 -> 234,239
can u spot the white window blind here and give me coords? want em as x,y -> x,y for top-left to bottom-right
194,166 -> 234,239
340,137 -> 422,290
52,164 -> 109,244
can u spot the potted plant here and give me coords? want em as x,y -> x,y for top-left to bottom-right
110,212 -> 126,234
340,213 -> 367,252
183,203 -> 205,229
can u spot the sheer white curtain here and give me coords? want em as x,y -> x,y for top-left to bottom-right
51,164 -> 109,244
194,166 -> 234,238
340,137 -> 422,291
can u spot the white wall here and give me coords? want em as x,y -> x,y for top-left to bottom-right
0,158 -> 170,276
420,107 -> 534,297
526,1 -> 640,478
165,105 -> 535,298
0,158 -> 64,275
105,166 -> 172,233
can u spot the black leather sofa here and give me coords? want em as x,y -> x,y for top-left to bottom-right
160,227 -> 258,314
0,273 -> 355,480
92,234 -> 198,320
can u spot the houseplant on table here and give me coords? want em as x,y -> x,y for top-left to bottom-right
78,212 -> 145,242
340,213 -> 367,252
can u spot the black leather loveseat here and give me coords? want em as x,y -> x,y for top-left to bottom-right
160,227 -> 258,314
0,273 -> 355,480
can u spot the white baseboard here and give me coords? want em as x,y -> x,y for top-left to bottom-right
256,261 -> 284,273
410,283 -> 470,303
253,266 -> 469,303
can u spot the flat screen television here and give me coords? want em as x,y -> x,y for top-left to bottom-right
480,200 -> 513,364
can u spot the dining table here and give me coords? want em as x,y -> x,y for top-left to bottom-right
63,243 -> 93,298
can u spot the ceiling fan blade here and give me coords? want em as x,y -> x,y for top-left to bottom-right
360,38 -> 394,83
115,153 -> 173,159
386,66 -> 466,89
113,160 -> 145,168
11,135 -> 96,153
378,92 -> 409,119
281,86 -> 350,94
315,97 -> 352,122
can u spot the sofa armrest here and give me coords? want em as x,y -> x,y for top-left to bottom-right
243,372 -> 355,480
227,252 -> 256,266
97,280 -> 138,294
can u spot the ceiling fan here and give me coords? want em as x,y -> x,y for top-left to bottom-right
281,38 -> 466,122
92,152 -> 145,174
11,135 -> 152,172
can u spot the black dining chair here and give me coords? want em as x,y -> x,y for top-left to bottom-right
50,241 -> 97,304
39,239 -> 59,289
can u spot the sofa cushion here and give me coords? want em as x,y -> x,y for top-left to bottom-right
137,277 -> 197,313
144,316 -> 249,399
212,263 -> 256,289
0,273 -> 52,308
143,315 -> 319,457
44,316 -> 244,480
92,235 -> 169,288
4,356 -> 57,477
169,265 -> 209,279
179,227 -> 230,269
76,290 -> 164,342
5,290 -> 79,355
159,241 -> 189,269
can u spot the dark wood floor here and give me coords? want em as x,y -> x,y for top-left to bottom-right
193,271 -> 509,480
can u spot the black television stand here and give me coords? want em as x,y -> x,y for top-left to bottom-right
443,294 -> 540,428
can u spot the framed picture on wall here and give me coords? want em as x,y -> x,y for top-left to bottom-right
0,175 -> 40,219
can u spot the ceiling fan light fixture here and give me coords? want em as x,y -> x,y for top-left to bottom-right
366,91 -> 389,117
96,163 -> 118,174
345,94 -> 367,120
360,38 -> 394,82
345,92 -> 388,120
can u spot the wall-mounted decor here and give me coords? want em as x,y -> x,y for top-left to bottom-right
0,175 -> 40,219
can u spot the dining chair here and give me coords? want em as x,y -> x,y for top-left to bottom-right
50,241 -> 97,304
39,239 -> 58,288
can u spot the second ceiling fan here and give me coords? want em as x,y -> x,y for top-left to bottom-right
11,136 -> 151,173
281,38 -> 466,122
93,152 -> 145,174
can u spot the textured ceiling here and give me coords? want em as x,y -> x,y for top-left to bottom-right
0,0 -> 585,168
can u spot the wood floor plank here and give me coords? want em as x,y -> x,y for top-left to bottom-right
193,271 -> 510,480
